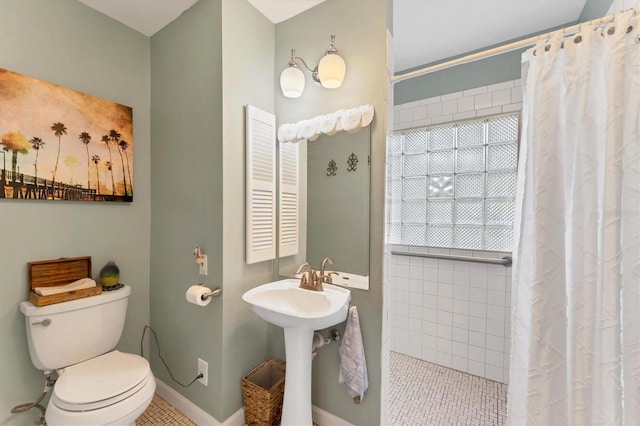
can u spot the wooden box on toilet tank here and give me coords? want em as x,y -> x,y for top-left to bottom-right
28,256 -> 101,307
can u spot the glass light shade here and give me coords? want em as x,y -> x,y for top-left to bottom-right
318,53 -> 346,89
280,66 -> 305,98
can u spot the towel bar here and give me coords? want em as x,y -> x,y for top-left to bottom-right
391,250 -> 512,267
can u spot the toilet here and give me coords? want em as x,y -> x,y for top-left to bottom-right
20,285 -> 155,426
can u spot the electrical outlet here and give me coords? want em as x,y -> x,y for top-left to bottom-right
199,255 -> 207,276
197,358 -> 208,386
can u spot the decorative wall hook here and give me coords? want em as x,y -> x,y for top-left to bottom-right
347,153 -> 358,171
327,159 -> 338,176
193,246 -> 205,264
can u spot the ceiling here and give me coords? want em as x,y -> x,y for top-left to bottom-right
77,0 -> 589,72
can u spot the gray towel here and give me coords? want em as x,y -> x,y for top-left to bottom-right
338,305 -> 368,403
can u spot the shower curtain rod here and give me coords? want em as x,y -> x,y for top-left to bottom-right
391,10 -> 627,83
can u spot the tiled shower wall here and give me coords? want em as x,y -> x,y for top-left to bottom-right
389,79 -> 521,384
389,251 -> 511,383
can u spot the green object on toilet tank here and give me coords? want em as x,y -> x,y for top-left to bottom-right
99,261 -> 120,287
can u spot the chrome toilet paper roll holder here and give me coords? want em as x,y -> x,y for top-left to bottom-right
194,283 -> 221,301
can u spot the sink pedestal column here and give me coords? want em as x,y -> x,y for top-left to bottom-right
281,327 -> 314,426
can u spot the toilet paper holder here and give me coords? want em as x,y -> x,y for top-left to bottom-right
195,283 -> 221,301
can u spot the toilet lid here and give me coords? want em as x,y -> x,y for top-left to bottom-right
54,350 -> 150,406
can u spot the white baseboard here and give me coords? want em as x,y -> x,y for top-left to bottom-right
155,377 -> 351,426
155,378 -> 245,426
313,405 -> 354,426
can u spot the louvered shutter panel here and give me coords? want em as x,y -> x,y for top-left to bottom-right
279,141 -> 299,257
246,105 -> 276,264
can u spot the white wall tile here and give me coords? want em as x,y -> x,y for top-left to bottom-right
453,285 -> 470,301
441,90 -> 464,101
452,355 -> 468,373
477,106 -> 503,117
431,115 -> 454,125
452,327 -> 469,343
486,349 -> 504,368
464,86 -> 488,97
437,324 -> 453,339
421,96 -> 441,105
442,99 -> 459,115
485,365 -> 504,382
492,88 -> 512,107
474,92 -> 492,109
468,360 -> 485,377
468,345 -> 486,363
412,105 -> 428,121
422,334 -> 437,349
398,108 -> 412,123
502,103 -> 522,113
453,313 -> 469,329
422,348 -> 437,363
389,80 -> 519,383
457,96 -> 475,112
469,331 -> 486,348
427,103 -> 442,118
437,337 -> 452,353
423,321 -> 437,337
454,110 -> 477,121
437,310 -> 453,326
437,352 -> 452,368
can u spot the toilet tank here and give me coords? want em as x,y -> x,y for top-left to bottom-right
19,285 -> 131,371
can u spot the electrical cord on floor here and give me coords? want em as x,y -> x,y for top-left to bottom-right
141,325 -> 203,388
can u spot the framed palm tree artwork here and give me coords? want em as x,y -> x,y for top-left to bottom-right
0,67 -> 133,202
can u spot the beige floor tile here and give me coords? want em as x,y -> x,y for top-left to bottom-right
137,394 -> 196,426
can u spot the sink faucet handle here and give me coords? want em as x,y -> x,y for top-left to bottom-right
320,257 -> 334,277
295,262 -> 311,275
320,271 -> 339,284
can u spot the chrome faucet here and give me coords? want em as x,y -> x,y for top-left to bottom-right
295,262 -> 322,291
319,257 -> 339,284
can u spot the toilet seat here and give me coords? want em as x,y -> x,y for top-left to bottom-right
52,350 -> 151,412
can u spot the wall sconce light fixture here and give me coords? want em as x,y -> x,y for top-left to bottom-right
280,35 -> 346,99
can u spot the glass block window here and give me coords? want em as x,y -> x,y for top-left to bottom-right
388,113 -> 519,251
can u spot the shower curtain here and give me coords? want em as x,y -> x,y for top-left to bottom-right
508,9 -> 639,426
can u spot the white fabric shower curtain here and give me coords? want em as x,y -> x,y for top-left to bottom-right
508,9 -> 640,426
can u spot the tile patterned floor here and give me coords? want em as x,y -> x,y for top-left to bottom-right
389,351 -> 507,425
136,394 -> 196,426
137,355 -> 507,426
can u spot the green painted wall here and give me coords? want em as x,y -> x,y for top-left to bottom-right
394,0 -> 614,105
306,131 -> 370,276
0,1 -> 151,424
274,1 -> 389,424
220,0 -> 275,420
151,0 -> 277,421
150,0 -> 226,419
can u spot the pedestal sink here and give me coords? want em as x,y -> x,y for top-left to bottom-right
242,278 -> 351,426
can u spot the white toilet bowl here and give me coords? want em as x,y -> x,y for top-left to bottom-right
45,351 -> 156,426
19,285 -> 155,426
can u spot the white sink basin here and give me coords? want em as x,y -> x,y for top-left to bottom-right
242,278 -> 351,329
243,278 -> 351,425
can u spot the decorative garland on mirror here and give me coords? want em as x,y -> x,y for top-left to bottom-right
277,104 -> 374,143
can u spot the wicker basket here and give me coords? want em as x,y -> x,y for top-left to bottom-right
242,358 -> 286,426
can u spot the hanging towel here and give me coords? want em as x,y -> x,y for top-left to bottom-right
338,305 -> 368,404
